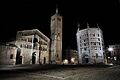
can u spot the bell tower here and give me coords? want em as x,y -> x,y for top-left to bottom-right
50,7 -> 62,64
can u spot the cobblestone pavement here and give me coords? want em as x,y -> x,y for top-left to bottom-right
0,65 -> 120,80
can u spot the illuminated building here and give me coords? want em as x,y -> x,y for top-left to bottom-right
76,23 -> 104,64
63,49 -> 78,64
0,29 -> 50,65
50,7 -> 62,64
106,45 -> 120,64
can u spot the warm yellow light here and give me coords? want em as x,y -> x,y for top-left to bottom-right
63,59 -> 68,64
71,58 -> 75,62
114,57 -> 117,60
108,57 -> 110,59
108,47 -> 113,51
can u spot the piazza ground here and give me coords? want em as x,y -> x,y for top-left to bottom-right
0,64 -> 120,80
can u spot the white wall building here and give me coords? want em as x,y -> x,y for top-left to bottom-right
0,29 -> 50,65
76,23 -> 104,64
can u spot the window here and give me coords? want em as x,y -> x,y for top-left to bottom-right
52,18 -> 55,21
98,34 -> 99,37
84,43 -> 86,46
28,38 -> 32,42
98,42 -> 100,45
57,54 -> 59,58
33,38 -> 38,43
80,48 -> 82,51
84,47 -> 87,50
98,38 -> 100,41
80,40 -> 81,43
10,54 -> 13,59
91,42 -> 93,45
96,53 -> 98,58
80,44 -> 82,47
21,38 -> 24,41
86,34 -> 88,37
20,44 -> 22,48
27,45 -> 29,48
93,42 -> 96,45
23,44 -> 26,48
95,47 -> 97,50
84,40 -> 85,42
91,47 -> 93,50
93,34 -> 95,37
57,17 -> 61,21
44,43 -> 47,45
90,34 -> 92,37
39,47 -> 42,50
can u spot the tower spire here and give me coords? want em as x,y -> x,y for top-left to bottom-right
87,22 -> 89,28
97,23 -> 99,28
56,4 -> 58,14
78,22 -> 80,29
77,22 -> 80,32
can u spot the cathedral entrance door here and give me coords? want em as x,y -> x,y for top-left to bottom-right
16,48 -> 22,64
43,57 -> 46,64
82,54 -> 89,64
85,58 -> 89,63
32,52 -> 36,64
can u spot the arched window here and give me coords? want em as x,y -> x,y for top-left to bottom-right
10,54 -> 13,59
96,53 -> 98,58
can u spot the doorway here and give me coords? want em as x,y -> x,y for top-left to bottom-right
85,58 -> 89,63
16,48 -> 22,64
43,57 -> 46,64
32,52 -> 36,64
82,54 -> 89,64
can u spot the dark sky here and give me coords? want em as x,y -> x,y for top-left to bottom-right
0,0 -> 119,50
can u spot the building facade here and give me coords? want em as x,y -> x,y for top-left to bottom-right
106,45 -> 120,64
76,23 -> 104,64
0,29 -> 50,65
50,8 -> 62,64
63,49 -> 78,64
0,43 -> 17,65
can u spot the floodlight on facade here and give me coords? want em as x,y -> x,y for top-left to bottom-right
108,47 -> 113,52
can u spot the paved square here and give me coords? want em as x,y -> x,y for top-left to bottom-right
0,65 -> 120,80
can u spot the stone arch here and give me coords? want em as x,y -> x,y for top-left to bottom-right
43,57 -> 46,64
32,52 -> 36,64
16,48 -> 22,64
82,54 -> 90,63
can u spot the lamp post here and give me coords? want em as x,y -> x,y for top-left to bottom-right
108,47 -> 113,52
108,47 -> 113,64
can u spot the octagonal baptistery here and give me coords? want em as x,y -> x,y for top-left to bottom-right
76,24 -> 104,64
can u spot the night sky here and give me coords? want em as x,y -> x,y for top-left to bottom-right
0,0 -> 119,50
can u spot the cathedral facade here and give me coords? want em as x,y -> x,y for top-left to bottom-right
0,29 -> 50,65
50,8 -> 62,64
76,23 -> 104,64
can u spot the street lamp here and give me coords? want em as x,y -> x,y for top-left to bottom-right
108,47 -> 113,52
63,59 -> 68,64
108,47 -> 114,64
71,58 -> 75,64
114,57 -> 117,61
